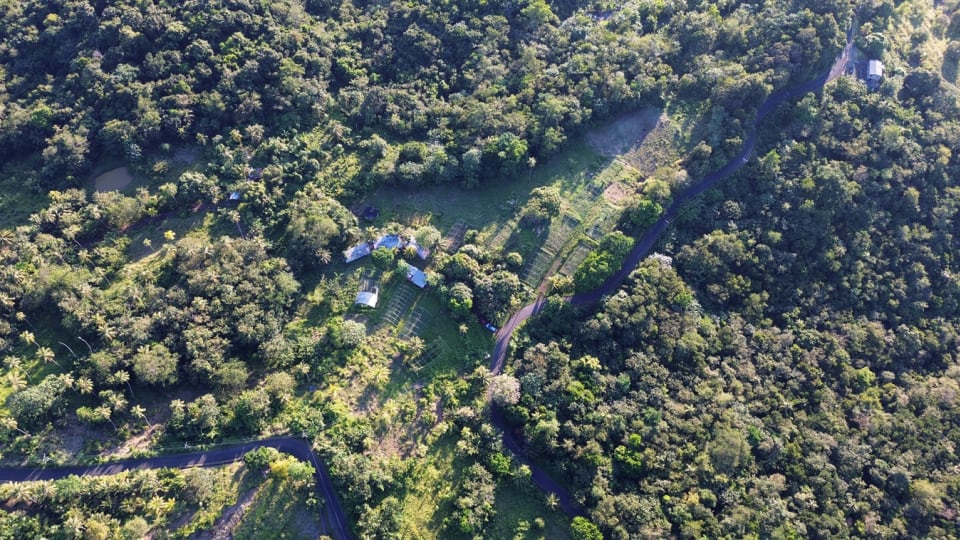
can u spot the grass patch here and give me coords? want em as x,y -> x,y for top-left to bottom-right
488,483 -> 572,540
0,159 -> 48,230
233,476 -> 322,540
394,436 -> 459,537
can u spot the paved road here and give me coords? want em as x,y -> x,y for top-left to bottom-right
489,23 -> 855,518
0,437 -> 355,540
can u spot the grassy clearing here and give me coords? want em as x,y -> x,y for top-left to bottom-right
488,483 -> 572,540
358,139 -> 606,255
357,130 -> 641,295
884,0 -> 956,83
395,436 -> 459,537
232,477 -> 322,540
0,159 -> 48,230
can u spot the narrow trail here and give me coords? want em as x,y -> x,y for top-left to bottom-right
488,25 -> 855,519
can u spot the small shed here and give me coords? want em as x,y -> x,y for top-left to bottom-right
355,286 -> 379,308
226,191 -> 241,206
407,267 -> 428,289
867,60 -> 884,87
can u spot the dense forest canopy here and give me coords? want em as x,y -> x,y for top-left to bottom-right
505,1 -> 960,538
1,0 -> 844,193
7,0 -> 960,537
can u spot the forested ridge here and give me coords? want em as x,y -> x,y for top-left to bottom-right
5,0 -> 955,538
0,0 -> 843,193
506,1 -> 960,538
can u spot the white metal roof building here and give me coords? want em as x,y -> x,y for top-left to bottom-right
355,287 -> 379,308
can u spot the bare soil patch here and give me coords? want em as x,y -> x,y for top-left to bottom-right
101,424 -> 161,461
602,181 -> 631,205
94,167 -> 134,192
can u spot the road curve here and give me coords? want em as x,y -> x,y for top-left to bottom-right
0,437 -> 355,540
489,25 -> 854,518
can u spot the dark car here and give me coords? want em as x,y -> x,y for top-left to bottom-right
478,315 -> 498,333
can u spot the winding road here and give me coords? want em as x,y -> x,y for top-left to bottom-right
0,437 -> 354,540
488,22 -> 855,518
0,22 -> 856,539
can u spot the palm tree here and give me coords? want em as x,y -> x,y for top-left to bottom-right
95,405 -> 116,430
294,362 -> 312,383
112,370 -> 135,399
544,492 -> 559,511
146,496 -> 174,522
316,248 -> 332,265
1,416 -> 29,437
15,311 -> 37,332
7,372 -> 26,392
75,376 -> 94,395
94,267 -> 112,286
131,404 -> 147,425
37,346 -> 60,368
369,364 -> 389,387
106,390 -> 128,414
58,373 -> 74,392
101,324 -> 117,344
20,331 -> 35,346
0,229 -> 14,248
63,510 -> 85,539
4,355 -> 30,381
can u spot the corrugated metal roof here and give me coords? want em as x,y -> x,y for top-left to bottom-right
355,290 -> 379,307
407,267 -> 428,288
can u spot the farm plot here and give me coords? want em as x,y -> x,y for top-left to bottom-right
545,215 -> 580,252
378,283 -> 419,330
521,246 -> 557,287
399,305 -> 433,340
406,337 -> 451,371
558,239 -> 595,277
519,213 -> 580,287
485,221 -> 515,251
440,220 -> 468,253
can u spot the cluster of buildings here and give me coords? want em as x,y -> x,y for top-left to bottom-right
346,233 -> 432,308
343,234 -> 431,264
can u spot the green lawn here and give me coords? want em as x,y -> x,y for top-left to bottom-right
488,483 -> 572,540
358,139 -> 608,253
